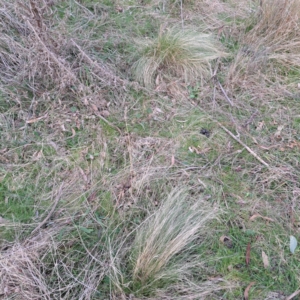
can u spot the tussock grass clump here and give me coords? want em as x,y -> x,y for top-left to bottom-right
133,27 -> 226,88
111,189 -> 233,299
132,189 -> 216,284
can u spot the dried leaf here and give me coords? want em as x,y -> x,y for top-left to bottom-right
207,275 -> 222,281
91,103 -> 99,112
87,191 -> 97,203
171,155 -> 175,166
71,128 -> 76,138
78,167 -> 88,182
246,242 -> 251,266
252,137 -> 258,144
155,74 -> 160,86
259,144 -> 278,150
154,107 -> 163,114
244,282 -> 255,300
256,121 -> 264,131
274,125 -> 284,140
26,113 -> 48,124
100,110 -> 110,117
262,251 -> 269,268
249,213 -> 274,222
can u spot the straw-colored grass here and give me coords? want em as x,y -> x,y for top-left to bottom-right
1,0 -> 300,299
133,27 -> 226,88
227,0 -> 300,91
106,187 -> 237,299
129,189 -> 218,294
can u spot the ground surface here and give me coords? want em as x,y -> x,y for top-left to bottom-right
0,0 -> 300,299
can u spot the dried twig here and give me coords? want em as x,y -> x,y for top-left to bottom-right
218,122 -> 270,168
218,81 -> 234,106
285,290 -> 300,300
97,113 -> 122,134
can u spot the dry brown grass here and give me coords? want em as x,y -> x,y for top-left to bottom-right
0,0 -> 126,119
0,172 -> 106,299
226,0 -> 300,93
107,187 -> 236,299
131,191 -> 216,280
0,234 -> 54,299
188,0 -> 253,29
1,0 -> 300,298
0,176 -> 112,299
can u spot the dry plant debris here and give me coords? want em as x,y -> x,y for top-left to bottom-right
1,0 -> 300,299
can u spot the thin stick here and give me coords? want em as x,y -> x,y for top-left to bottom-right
218,122 -> 270,168
285,290 -> 300,300
218,81 -> 234,106
97,113 -> 122,134
30,183 -> 64,236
